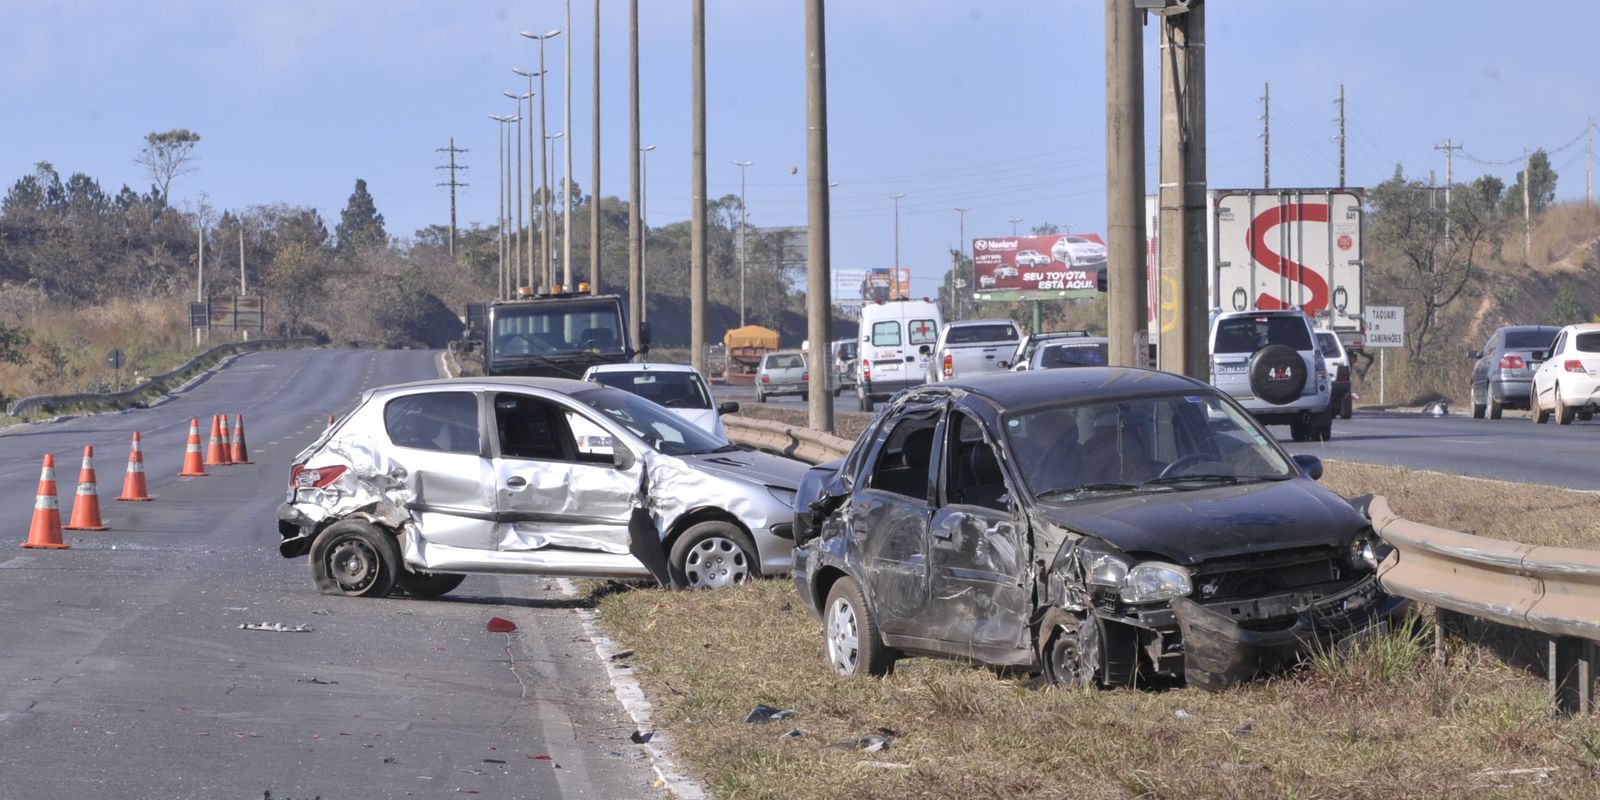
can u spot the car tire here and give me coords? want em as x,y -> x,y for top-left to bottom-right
757,390 -> 767,404
1340,394 -> 1354,420
669,521 -> 757,590
1247,345 -> 1307,405
1556,386 -> 1576,425
1039,608 -> 1102,689
832,386 -> 841,398
1532,386 -> 1550,424
801,391 -> 810,402
1488,394 -> 1503,420
1289,421 -> 1309,442
309,519 -> 401,598
1471,388 -> 1486,419
1313,412 -> 1333,442
823,576 -> 894,678
858,390 -> 874,413
396,571 -> 466,599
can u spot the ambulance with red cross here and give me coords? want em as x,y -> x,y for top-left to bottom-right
855,298 -> 943,412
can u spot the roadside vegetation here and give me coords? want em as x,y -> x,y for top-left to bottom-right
595,461 -> 1600,798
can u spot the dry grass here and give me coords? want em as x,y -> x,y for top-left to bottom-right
596,461 -> 1600,799
0,293 -> 202,402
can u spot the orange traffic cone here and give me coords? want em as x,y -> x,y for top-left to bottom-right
180,418 -> 208,477
230,414 -> 252,464
326,414 -> 335,428
205,414 -> 229,466
21,454 -> 68,549
216,415 -> 234,465
64,445 -> 109,531
117,432 -> 152,501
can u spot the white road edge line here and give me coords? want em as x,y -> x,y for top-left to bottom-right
555,578 -> 707,800
0,556 -> 37,569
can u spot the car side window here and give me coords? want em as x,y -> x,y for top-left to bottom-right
494,393 -> 580,462
867,413 -> 940,502
943,412 -> 1011,512
1551,332 -> 1567,356
384,392 -> 480,454
871,321 -> 902,347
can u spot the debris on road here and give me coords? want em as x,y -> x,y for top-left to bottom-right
779,728 -> 804,740
485,616 -> 518,633
744,704 -> 797,724
239,622 -> 314,633
833,734 -> 892,753
629,729 -> 654,744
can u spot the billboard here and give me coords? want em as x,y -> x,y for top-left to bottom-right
860,267 -> 911,303
971,234 -> 1106,301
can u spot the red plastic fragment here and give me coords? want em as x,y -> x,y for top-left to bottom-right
485,616 -> 517,633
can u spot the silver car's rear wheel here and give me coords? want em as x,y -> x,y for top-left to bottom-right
310,520 -> 400,598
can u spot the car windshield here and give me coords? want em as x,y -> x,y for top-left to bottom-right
1505,328 -> 1558,349
571,387 -> 731,456
1213,316 -> 1313,354
493,299 -> 626,356
945,324 -> 1018,345
1037,342 -> 1108,368
590,370 -> 711,409
1003,391 -> 1294,501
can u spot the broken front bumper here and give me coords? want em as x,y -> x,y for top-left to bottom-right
1170,577 -> 1408,691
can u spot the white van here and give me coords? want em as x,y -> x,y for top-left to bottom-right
855,298 -> 943,412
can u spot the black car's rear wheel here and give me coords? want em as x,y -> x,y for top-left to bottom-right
823,576 -> 894,678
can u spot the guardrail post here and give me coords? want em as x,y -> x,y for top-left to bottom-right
1548,636 -> 1596,717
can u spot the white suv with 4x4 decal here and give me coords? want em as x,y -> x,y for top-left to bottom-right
1208,309 -> 1332,442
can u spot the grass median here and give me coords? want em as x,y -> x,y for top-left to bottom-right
597,462 -> 1600,798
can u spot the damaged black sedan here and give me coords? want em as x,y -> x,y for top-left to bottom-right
792,368 -> 1404,690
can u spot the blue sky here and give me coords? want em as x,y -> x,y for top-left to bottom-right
3,1 -> 1596,299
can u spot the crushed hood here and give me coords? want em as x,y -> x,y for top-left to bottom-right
677,449 -> 808,490
1036,479 -> 1363,566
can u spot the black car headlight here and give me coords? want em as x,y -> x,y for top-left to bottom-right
1347,529 -> 1388,571
1077,540 -> 1193,604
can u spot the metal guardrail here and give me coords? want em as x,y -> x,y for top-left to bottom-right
723,416 -> 852,464
7,337 -> 318,418
1367,494 -> 1599,715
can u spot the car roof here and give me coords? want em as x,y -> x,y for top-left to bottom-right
586,362 -> 699,375
1561,322 -> 1600,333
365,376 -> 598,400
948,318 -> 1015,326
1040,337 -> 1108,347
915,367 -> 1208,410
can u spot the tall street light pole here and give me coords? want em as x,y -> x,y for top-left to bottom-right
491,114 -> 507,299
548,131 -> 565,267
690,0 -> 707,372
1008,217 -> 1022,236
627,0 -> 642,349
503,90 -> 531,293
589,0 -> 601,294
954,207 -> 970,321
513,68 -> 542,289
892,193 -> 906,284
641,145 -> 656,324
734,160 -> 753,327
562,0 -> 574,288
521,29 -> 562,286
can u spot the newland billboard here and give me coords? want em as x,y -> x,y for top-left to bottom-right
971,233 -> 1107,301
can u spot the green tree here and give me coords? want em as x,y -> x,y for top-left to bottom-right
1502,149 -> 1557,216
1368,170 -> 1501,359
1547,285 -> 1588,326
335,179 -> 387,256
134,129 -> 201,200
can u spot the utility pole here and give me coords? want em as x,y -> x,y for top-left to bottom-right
435,138 -> 469,260
893,194 -> 908,276
641,145 -> 655,322
1334,84 -> 1345,189
735,160 -> 753,327
1434,138 -> 1460,239
239,229 -> 247,295
804,0 -> 833,432
627,0 -> 642,350
1260,81 -> 1270,189
1587,117 -> 1593,206
1105,0 -> 1147,368
1524,146 -> 1532,261
690,0 -> 707,372
563,0 -> 574,288
954,206 -> 970,322
196,227 -> 205,346
493,118 -> 505,298
514,68 -> 540,287
1007,217 -> 1022,236
1157,0 -> 1206,379
590,0 -> 601,294
522,29 -> 561,286
504,93 -> 527,289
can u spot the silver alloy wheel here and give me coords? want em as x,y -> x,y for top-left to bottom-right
682,536 -> 750,589
826,596 -> 860,675
328,537 -> 378,593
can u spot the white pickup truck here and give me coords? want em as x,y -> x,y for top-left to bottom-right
928,319 -> 1021,382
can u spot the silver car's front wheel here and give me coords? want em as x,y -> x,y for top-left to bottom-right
668,521 -> 756,590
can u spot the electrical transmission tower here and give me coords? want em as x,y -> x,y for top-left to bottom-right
436,139 -> 469,259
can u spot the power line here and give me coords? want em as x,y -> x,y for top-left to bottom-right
435,138 -> 469,259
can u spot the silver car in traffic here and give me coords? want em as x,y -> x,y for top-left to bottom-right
277,377 -> 808,596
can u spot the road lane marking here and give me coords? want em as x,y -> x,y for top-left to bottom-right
0,556 -> 37,569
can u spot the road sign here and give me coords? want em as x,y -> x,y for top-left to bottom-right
189,302 -> 210,330
1366,305 -> 1405,348
106,349 -> 125,370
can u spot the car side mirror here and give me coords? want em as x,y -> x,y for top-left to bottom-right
1292,453 -> 1323,481
613,447 -> 636,471
1466,350 -> 1481,360
718,401 -> 740,415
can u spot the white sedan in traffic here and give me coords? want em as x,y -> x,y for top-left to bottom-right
583,362 -> 738,438
1531,322 -> 1600,425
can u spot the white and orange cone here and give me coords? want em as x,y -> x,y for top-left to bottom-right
230,414 -> 252,464
21,454 -> 68,549
117,432 -> 152,501
180,418 -> 208,477
205,414 -> 230,466
64,445 -> 108,531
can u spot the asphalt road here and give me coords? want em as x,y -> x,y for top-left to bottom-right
0,348 -> 661,800
714,381 -> 1600,492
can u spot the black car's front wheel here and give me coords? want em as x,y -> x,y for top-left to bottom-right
823,576 -> 894,678
310,520 -> 401,598
1039,608 -> 1103,689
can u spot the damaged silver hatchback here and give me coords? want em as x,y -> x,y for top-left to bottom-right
278,377 -> 807,597
792,368 -> 1405,690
